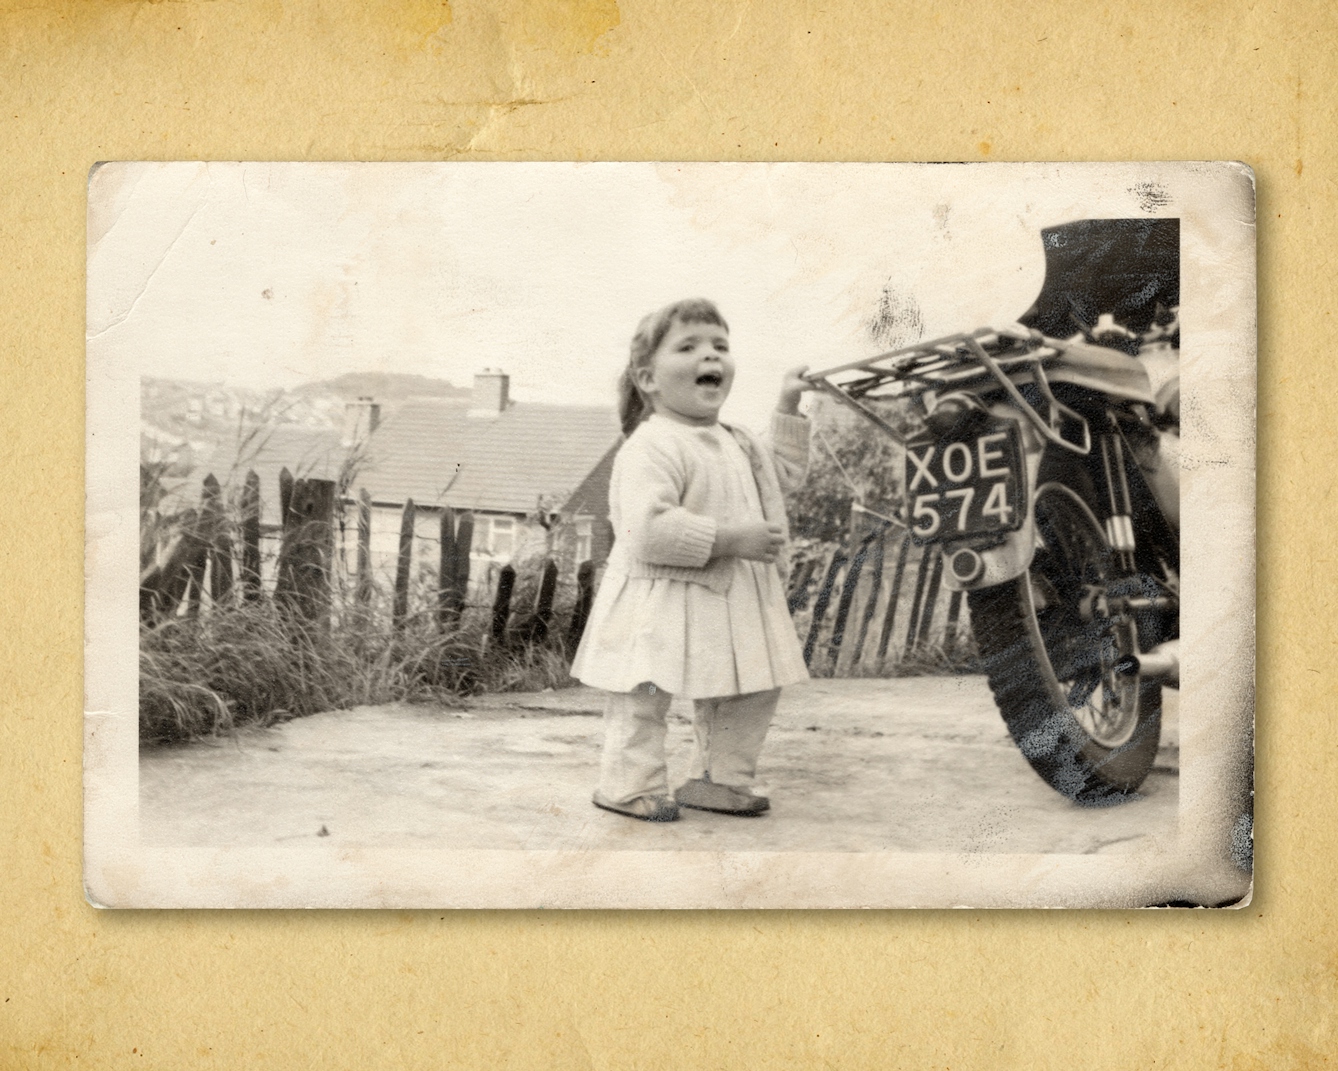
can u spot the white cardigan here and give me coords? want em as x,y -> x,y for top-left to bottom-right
603,411 -> 811,595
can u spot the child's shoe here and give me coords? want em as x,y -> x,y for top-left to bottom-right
674,778 -> 770,816
592,790 -> 681,822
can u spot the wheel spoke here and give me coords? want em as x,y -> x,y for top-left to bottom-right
1033,489 -> 1142,749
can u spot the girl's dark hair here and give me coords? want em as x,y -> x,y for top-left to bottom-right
618,298 -> 729,437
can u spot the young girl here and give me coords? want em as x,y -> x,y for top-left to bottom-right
570,298 -> 814,821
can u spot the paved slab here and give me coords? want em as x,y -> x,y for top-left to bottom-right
140,676 -> 1178,855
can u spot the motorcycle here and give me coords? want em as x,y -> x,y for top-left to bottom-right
805,220 -> 1180,804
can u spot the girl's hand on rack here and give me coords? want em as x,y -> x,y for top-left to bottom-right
778,365 -> 816,415
714,522 -> 785,563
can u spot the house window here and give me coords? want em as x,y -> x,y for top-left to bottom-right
490,516 -> 514,558
474,515 -> 515,559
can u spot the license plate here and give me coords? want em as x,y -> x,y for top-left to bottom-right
904,416 -> 1026,544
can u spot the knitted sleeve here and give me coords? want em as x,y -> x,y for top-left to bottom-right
767,411 -> 811,495
614,431 -> 718,569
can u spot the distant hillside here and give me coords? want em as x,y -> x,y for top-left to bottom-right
293,372 -> 469,407
141,372 -> 467,470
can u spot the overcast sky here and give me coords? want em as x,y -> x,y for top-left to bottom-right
88,161 -> 1169,429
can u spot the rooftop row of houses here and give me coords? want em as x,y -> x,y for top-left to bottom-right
197,370 -> 621,573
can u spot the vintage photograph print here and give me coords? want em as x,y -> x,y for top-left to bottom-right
85,162 -> 1254,908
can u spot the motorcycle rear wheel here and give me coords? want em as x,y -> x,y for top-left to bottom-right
967,483 -> 1163,804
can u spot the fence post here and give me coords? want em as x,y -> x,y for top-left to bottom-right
875,534 -> 912,671
356,489 -> 372,607
850,528 -> 887,670
183,481 -> 210,618
786,558 -> 818,614
902,546 -> 935,658
202,473 -> 233,605
803,548 -> 846,667
452,511 -> 474,611
491,563 -> 516,643
828,532 -> 877,672
566,559 -> 595,652
915,549 -> 946,649
240,470 -> 261,602
278,467 -> 294,531
392,498 -> 415,632
436,507 -> 457,630
274,476 -> 336,628
945,589 -> 965,656
532,558 -> 558,643
139,508 -> 201,623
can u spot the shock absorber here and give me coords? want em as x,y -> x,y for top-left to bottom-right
1098,420 -> 1137,574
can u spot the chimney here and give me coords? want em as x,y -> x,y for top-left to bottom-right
341,396 -> 381,447
469,368 -> 510,418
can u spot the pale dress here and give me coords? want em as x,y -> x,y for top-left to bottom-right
571,422 -> 809,699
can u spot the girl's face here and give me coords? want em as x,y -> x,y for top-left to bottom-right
635,318 -> 734,426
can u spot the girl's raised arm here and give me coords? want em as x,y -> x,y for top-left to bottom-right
777,364 -> 814,415
767,365 -> 816,494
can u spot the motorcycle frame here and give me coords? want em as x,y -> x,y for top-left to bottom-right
804,327 -> 1173,594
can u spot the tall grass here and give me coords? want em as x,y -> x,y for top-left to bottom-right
139,597 -> 577,744
139,401 -> 588,744
139,500 -> 581,746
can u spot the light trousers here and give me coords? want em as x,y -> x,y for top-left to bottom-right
598,683 -> 781,804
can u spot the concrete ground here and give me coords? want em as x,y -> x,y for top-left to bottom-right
140,676 -> 1178,856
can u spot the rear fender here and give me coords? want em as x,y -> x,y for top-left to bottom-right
940,404 -> 1046,592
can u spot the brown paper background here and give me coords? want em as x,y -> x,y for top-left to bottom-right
2,0 -> 1318,1065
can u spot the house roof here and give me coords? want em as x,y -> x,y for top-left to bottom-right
355,400 -> 621,515
563,440 -> 619,519
187,424 -> 349,525
179,399 -> 620,524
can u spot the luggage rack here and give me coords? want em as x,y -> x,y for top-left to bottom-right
804,325 -> 1092,456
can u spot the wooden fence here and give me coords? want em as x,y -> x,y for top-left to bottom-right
141,468 -> 967,674
786,522 -> 972,676
140,469 -> 597,654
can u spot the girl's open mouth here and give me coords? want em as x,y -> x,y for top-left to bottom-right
695,372 -> 723,387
